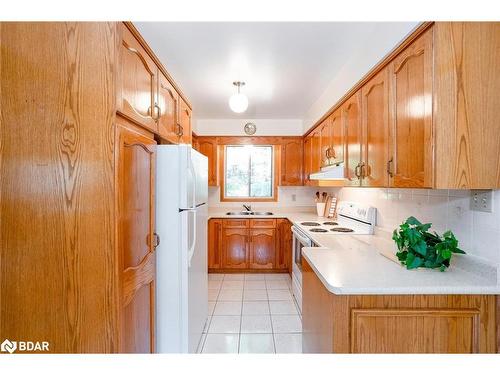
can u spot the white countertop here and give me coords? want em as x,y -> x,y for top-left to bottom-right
208,207 -> 500,295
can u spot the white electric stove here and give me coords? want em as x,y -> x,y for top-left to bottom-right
291,201 -> 377,313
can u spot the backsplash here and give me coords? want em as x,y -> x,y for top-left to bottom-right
208,186 -> 339,208
338,188 -> 500,267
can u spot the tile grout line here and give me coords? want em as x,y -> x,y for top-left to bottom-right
266,276 -> 277,354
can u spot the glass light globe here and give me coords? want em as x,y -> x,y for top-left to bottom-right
228,93 -> 248,113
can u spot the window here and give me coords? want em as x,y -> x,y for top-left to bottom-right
223,145 -> 275,200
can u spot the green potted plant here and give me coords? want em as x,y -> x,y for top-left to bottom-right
392,217 -> 465,271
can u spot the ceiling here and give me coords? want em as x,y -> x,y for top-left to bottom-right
135,22 -> 416,119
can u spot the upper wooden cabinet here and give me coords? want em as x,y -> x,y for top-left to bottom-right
361,67 -> 390,187
342,91 -> 362,185
303,136 -> 313,186
197,137 -> 219,186
311,128 -> 322,175
157,72 -> 180,143
330,109 -> 344,166
319,119 -> 332,168
280,137 -> 303,186
118,24 -> 158,132
388,27 -> 434,188
178,97 -> 192,144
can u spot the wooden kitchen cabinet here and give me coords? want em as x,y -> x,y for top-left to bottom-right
116,118 -> 157,353
208,219 -> 222,269
276,219 -> 292,273
209,218 -> 290,273
302,258 -> 498,353
280,137 -> 304,186
388,27 -> 433,188
342,91 -> 362,186
360,67 -> 389,187
329,109 -> 344,166
303,136 -> 314,186
118,23 -> 158,133
249,229 -> 276,269
178,97 -> 192,144
197,137 -> 219,186
311,128 -> 322,175
157,71 -> 180,143
221,228 -> 249,269
319,119 -> 332,168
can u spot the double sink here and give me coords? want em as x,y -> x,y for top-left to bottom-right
226,211 -> 274,216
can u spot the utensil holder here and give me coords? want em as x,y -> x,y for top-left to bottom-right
316,203 -> 326,217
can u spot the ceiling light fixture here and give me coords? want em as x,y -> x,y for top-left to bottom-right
228,81 -> 248,113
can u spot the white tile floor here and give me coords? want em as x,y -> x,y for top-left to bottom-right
200,273 -> 302,354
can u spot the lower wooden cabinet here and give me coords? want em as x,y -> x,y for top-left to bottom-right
302,258 -> 498,353
208,218 -> 292,273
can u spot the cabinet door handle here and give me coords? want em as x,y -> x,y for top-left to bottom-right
154,103 -> 161,121
153,233 -> 160,249
354,163 -> 361,178
387,157 -> 394,178
176,124 -> 184,136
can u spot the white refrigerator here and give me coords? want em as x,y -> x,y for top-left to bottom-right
155,144 -> 209,353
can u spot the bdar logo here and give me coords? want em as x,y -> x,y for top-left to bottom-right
1,339 -> 17,354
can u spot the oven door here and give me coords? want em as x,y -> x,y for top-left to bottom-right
291,226 -> 312,276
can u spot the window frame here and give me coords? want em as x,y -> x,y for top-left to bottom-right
220,144 -> 279,202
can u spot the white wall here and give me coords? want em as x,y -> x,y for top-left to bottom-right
302,22 -> 420,132
194,118 -> 303,136
338,188 -> 500,267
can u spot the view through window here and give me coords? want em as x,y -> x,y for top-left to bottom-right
224,145 -> 273,199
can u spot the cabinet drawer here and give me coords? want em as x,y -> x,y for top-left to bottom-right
222,219 -> 249,228
250,219 -> 276,228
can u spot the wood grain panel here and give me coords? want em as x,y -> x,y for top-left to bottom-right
249,219 -> 276,228
433,22 -> 500,188
178,96 -> 192,144
319,119 -> 331,167
275,219 -> 292,272
0,22 -> 118,353
311,128 -> 321,175
351,309 -> 480,353
388,27 -> 434,188
249,229 -> 276,269
361,67 -> 389,187
222,219 -> 249,228
280,137 -> 303,186
115,118 -> 156,353
330,109 -> 344,165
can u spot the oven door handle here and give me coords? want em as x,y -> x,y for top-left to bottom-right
291,226 -> 312,246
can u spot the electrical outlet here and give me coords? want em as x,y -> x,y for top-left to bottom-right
291,194 -> 296,202
470,190 -> 493,212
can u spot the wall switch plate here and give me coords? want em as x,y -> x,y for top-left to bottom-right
470,190 -> 493,212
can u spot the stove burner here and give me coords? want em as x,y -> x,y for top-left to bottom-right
330,227 -> 354,233
310,228 -> 328,233
301,222 -> 321,226
322,222 -> 338,226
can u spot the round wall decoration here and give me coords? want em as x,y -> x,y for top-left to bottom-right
244,122 -> 257,135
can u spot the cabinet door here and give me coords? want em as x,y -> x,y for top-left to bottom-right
208,219 -> 222,270
178,97 -> 192,144
157,72 -> 179,143
276,219 -> 292,272
118,24 -> 157,132
303,136 -> 313,185
361,67 -> 389,187
222,228 -> 248,269
198,137 -> 219,186
116,118 -> 156,353
388,28 -> 433,188
280,138 -> 303,186
319,119 -> 332,167
342,92 -> 362,186
330,109 -> 344,165
249,229 -> 276,269
311,129 -> 321,174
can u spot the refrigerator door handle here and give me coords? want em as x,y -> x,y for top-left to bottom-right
187,157 -> 197,267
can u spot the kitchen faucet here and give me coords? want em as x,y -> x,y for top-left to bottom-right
243,204 -> 252,212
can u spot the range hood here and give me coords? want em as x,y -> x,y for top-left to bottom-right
309,163 -> 346,180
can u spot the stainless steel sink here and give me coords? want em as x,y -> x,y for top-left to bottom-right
225,211 -> 274,216
251,212 -> 274,216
